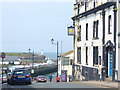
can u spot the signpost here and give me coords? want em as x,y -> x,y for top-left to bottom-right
1,52 -> 5,84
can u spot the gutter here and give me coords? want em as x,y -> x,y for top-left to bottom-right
72,2 -> 116,20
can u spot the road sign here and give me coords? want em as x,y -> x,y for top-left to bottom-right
1,52 -> 5,58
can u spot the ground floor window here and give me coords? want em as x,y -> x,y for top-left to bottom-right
86,47 -> 88,65
77,47 -> 81,64
93,46 -> 98,65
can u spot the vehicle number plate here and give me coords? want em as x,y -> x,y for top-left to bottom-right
18,76 -> 25,78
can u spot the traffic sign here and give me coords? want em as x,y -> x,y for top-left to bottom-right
1,52 -> 5,58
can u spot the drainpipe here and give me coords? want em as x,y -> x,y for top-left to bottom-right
102,9 -> 106,80
72,19 -> 75,81
113,3 -> 117,81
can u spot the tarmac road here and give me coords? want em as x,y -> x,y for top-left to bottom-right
1,81 -> 107,89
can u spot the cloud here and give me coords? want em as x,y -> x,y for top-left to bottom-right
0,0 -> 74,2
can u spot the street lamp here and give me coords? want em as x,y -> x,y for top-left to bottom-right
28,49 -> 34,74
32,51 -> 34,70
1,52 -> 5,84
28,48 -> 31,54
51,38 -> 58,77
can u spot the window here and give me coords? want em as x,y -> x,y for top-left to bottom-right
86,47 -> 88,65
93,46 -> 98,65
108,15 -> 112,34
77,47 -> 81,64
94,0 -> 95,8
77,25 -> 81,41
85,1 -> 88,11
93,20 -> 99,39
78,3 -> 80,15
99,56 -> 101,65
85,2 -> 87,11
86,23 -> 88,40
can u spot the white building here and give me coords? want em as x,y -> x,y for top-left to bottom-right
0,56 -> 21,65
71,0 -> 119,81
58,50 -> 73,82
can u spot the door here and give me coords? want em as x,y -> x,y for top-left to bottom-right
61,70 -> 67,82
108,50 -> 113,77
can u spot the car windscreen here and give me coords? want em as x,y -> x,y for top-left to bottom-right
38,76 -> 45,78
14,70 -> 29,75
0,74 -> 6,78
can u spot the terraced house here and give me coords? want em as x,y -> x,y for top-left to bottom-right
71,0 -> 120,81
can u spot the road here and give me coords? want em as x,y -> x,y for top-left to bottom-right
1,82 -> 103,88
0,72 -> 109,89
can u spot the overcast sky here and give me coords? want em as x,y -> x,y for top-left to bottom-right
0,1 -> 74,53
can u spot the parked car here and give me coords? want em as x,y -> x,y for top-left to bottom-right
0,74 -> 7,83
36,75 -> 47,82
7,69 -> 32,85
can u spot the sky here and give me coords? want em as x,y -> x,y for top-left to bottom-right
0,1 -> 74,53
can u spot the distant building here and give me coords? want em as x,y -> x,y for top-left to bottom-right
70,0 -> 119,81
0,56 -> 21,65
58,50 -> 73,82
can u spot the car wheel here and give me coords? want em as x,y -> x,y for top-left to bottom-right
10,81 -> 14,85
7,80 -> 10,85
29,82 -> 31,84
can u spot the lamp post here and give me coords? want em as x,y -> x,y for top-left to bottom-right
51,38 -> 58,77
32,51 -> 34,70
31,51 -> 35,74
28,49 -> 34,74
1,52 -> 5,84
28,48 -> 31,54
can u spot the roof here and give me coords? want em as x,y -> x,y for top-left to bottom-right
60,50 -> 73,57
0,56 -> 19,61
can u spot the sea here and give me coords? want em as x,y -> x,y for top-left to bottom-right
35,52 -> 60,60
5,52 -> 60,61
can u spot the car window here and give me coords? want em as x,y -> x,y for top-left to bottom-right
38,76 -> 45,78
14,70 -> 29,74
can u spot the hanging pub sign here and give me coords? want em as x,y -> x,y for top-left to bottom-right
67,26 -> 75,36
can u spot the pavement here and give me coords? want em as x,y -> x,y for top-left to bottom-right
71,80 -> 119,88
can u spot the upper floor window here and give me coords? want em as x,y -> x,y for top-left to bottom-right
93,20 -> 99,39
93,46 -> 98,65
94,0 -> 96,8
93,0 -> 98,8
85,1 -> 88,11
85,2 -> 87,11
77,25 -> 81,41
108,15 -> 112,34
78,3 -> 80,15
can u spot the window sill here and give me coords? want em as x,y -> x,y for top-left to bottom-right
77,62 -> 81,64
92,38 -> 99,40
93,64 -> 99,67
108,33 -> 112,34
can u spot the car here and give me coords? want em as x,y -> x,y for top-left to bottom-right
7,69 -> 32,85
36,75 -> 47,82
0,74 -> 7,83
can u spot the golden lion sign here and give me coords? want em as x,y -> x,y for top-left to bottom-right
68,26 -> 75,36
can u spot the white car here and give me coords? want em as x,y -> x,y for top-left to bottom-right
0,74 -> 7,83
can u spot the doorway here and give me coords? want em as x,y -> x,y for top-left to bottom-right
106,46 -> 113,78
